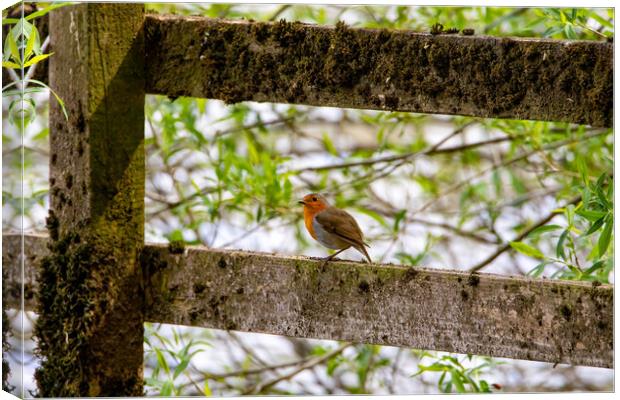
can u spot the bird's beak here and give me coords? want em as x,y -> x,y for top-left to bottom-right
298,200 -> 306,205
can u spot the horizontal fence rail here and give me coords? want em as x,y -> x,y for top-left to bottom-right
4,233 -> 612,368
144,14 -> 612,127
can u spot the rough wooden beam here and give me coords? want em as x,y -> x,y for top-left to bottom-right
39,4 -> 146,396
144,14 -> 612,127
2,233 -> 46,310
5,234 -> 612,369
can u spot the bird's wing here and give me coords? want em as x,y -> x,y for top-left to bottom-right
315,207 -> 367,248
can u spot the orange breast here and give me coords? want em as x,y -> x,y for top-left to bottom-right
303,209 -> 318,240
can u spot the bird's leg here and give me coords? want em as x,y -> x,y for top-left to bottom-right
320,248 -> 348,269
325,248 -> 347,261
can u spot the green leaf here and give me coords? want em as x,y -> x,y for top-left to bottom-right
160,380 -> 174,396
203,380 -> 212,396
22,52 -> 53,67
322,132 -> 338,155
7,27 -> 20,64
154,347 -> 170,375
527,262 -> 547,278
2,60 -> 21,69
24,2 -> 71,21
492,170 -> 502,197
559,10 -> 567,24
556,229 -> 568,259
569,8 -> 577,21
583,260 -> 605,275
576,209 -> 606,222
527,224 -> 562,237
25,79 -> 69,120
3,86 -> 47,97
393,209 -> 406,233
451,371 -> 466,393
509,171 -> 526,195
24,24 -> 37,60
564,24 -> 577,39
597,217 -> 612,256
590,12 -> 613,28
510,241 -> 545,260
168,229 -> 184,242
585,217 -> 605,236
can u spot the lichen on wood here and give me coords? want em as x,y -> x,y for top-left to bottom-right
5,234 -> 613,368
145,15 -> 612,127
34,3 -> 146,396
142,245 -> 612,368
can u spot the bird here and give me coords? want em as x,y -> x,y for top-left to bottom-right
299,193 -> 372,263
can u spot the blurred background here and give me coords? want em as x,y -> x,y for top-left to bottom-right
2,3 -> 614,396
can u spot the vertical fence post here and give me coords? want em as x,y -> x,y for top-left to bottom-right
35,4 -> 145,396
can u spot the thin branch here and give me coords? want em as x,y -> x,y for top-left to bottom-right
188,352 -> 326,388
325,122 -> 475,195
414,129 -> 608,215
468,195 -> 581,273
229,331 -> 271,367
409,217 -> 499,245
366,189 -> 499,245
6,67 -> 20,84
243,343 -> 351,395
430,135 -> 513,154
267,4 -> 291,21
216,219 -> 289,248
293,121 -> 477,173
213,116 -> 296,138
23,35 -> 50,85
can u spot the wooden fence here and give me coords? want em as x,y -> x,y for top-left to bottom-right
3,3 -> 613,396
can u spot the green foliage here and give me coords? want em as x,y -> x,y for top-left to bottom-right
535,8 -> 613,40
8,3 -> 615,395
144,323 -> 211,396
514,172 -> 613,283
3,4 -> 69,128
412,352 -> 501,393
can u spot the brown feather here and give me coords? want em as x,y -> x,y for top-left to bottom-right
315,207 -> 367,249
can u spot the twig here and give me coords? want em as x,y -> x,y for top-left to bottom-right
468,195 -> 581,272
409,217 -> 499,245
217,220 -> 289,248
214,116 -> 296,138
204,355 -> 320,379
268,4 -> 291,21
414,130 -> 608,215
243,343 -> 350,394
430,135 -> 513,154
229,331 -> 270,367
327,122 -> 475,195
6,67 -> 20,84
293,121 -> 476,173
23,35 -> 50,85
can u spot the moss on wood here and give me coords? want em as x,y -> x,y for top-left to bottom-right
145,15 -> 612,127
35,3 -> 145,396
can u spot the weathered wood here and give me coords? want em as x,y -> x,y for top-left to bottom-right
6,234 -> 612,369
2,233 -> 46,310
38,4 -> 145,396
144,14 -> 612,127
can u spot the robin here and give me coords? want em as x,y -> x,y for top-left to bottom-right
299,193 -> 372,263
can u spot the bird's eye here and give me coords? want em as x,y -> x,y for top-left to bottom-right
312,196 -> 317,201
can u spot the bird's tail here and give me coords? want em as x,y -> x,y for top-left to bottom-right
355,245 -> 372,264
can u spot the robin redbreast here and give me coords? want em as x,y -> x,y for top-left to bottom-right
299,193 -> 372,263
